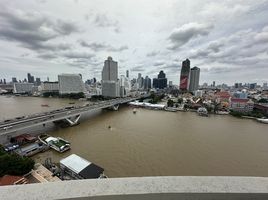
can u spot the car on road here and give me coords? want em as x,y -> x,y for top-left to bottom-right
3,126 -> 13,130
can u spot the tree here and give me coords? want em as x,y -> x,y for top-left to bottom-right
167,99 -> 174,107
177,98 -> 183,104
258,98 -> 268,103
0,148 -> 35,177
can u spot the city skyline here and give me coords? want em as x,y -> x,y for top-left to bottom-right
0,0 -> 268,85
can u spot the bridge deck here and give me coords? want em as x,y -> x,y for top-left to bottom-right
0,97 -> 142,135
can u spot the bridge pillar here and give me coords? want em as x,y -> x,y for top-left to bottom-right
111,104 -> 119,111
64,114 -> 81,126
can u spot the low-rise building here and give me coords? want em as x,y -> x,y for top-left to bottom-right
13,83 -> 34,94
230,98 -> 254,113
41,81 -> 59,93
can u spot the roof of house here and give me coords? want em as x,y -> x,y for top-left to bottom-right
215,91 -> 231,98
231,98 -> 252,103
0,175 -> 24,186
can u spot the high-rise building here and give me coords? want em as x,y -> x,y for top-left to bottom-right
119,75 -> 131,97
35,78 -> 41,86
153,71 -> 167,89
101,57 -> 120,97
12,77 -> 17,83
126,70 -> 129,78
27,73 -> 34,83
179,59 -> 191,91
137,73 -> 144,89
189,66 -> 200,93
102,56 -> 118,81
58,74 -> 85,95
144,76 -> 151,90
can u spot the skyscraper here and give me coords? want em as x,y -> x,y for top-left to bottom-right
144,76 -> 151,90
27,73 -> 34,83
153,71 -> 167,89
12,77 -> 17,83
102,57 -> 120,97
102,56 -> 118,81
189,66 -> 200,93
179,59 -> 191,91
126,70 -> 129,78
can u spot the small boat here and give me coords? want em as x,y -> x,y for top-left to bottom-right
41,104 -> 49,107
14,142 -> 48,157
216,111 -> 229,115
38,134 -> 70,153
197,107 -> 208,117
69,102 -> 75,104
133,108 -> 137,114
256,118 -> 268,124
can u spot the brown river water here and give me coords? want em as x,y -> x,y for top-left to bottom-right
0,96 -> 268,177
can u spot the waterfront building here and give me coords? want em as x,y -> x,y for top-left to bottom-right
41,81 -> 59,94
229,98 -> 254,113
60,154 -> 105,179
153,71 -> 167,89
180,59 -> 191,91
189,66 -> 200,93
102,57 -> 120,97
13,83 -> 34,94
58,74 -> 85,95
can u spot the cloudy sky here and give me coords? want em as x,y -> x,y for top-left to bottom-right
0,0 -> 268,85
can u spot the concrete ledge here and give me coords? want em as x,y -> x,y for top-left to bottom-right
1,176 -> 268,200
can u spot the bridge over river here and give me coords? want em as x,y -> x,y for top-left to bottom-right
0,96 -> 146,138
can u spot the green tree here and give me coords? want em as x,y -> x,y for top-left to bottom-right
167,99 -> 174,107
0,148 -> 35,177
177,98 -> 183,104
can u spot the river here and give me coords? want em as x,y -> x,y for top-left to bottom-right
0,95 -> 268,177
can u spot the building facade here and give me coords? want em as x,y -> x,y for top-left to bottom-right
180,59 -> 191,91
153,71 -> 167,89
41,82 -> 59,93
58,74 -> 85,95
230,98 -> 254,113
189,66 -> 200,93
13,83 -> 34,94
102,57 -> 120,97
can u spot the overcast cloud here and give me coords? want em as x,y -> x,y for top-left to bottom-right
0,0 -> 268,85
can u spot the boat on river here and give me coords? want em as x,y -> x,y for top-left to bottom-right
164,107 -> 177,112
197,107 -> 208,117
38,134 -> 70,153
256,118 -> 268,124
